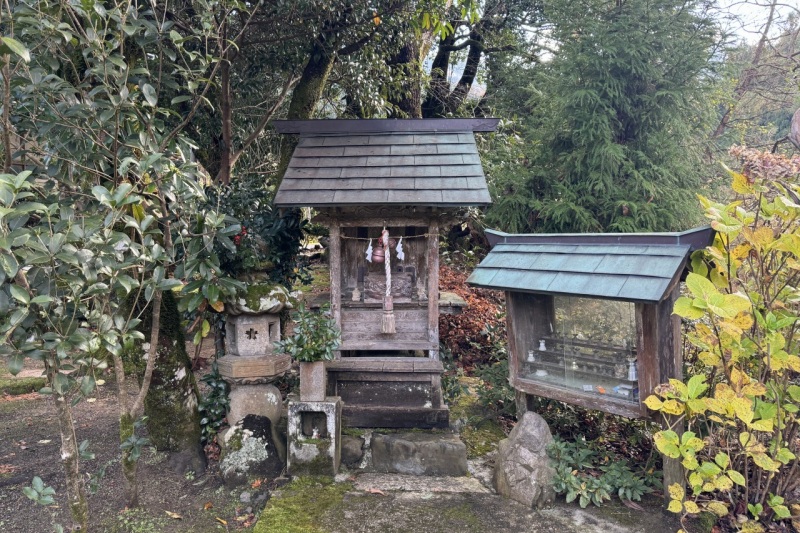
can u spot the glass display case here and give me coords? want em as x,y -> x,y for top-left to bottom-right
518,297 -> 639,404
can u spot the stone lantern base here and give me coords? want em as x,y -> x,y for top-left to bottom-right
217,353 -> 291,382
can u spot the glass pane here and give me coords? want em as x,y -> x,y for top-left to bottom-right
519,296 -> 639,404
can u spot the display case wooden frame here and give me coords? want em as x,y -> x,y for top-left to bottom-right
467,226 -> 715,420
506,291 -> 680,419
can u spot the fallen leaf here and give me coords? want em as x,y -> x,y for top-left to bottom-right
251,478 -> 263,489
203,502 -> 213,510
37,440 -> 51,444
215,517 -> 227,525
164,510 -> 182,519
86,398 -> 97,403
235,514 -> 251,522
366,488 -> 386,496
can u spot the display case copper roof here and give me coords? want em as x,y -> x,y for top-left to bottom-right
467,226 -> 714,303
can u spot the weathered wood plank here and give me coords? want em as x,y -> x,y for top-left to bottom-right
427,220 -> 439,360
389,166 -> 441,177
338,339 -> 436,351
387,190 -> 443,204
513,377 -> 644,419
341,406 -> 449,429
390,144 -> 437,155
329,224 -> 342,359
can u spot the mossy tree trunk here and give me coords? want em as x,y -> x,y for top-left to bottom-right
141,290 -> 206,476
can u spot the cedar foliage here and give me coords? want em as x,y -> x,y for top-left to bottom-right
485,0 -> 718,234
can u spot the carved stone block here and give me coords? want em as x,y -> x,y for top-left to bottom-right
225,313 -> 281,357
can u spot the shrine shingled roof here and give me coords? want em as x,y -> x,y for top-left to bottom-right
467,227 -> 714,303
272,119 -> 498,208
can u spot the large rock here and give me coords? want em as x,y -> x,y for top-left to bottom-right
493,412 -> 555,509
341,435 -> 365,467
227,384 -> 282,427
220,415 -> 285,486
371,432 -> 467,476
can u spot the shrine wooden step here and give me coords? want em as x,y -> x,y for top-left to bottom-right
343,405 -> 450,429
327,357 -> 443,373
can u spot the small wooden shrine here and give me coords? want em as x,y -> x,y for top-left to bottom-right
274,118 -> 498,428
467,227 -> 714,419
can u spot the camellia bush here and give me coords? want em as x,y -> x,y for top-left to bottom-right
646,147 -> 800,532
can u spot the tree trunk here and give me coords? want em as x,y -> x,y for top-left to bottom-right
218,51 -> 233,185
119,412 -> 138,508
53,393 -> 88,531
275,37 -> 336,187
142,290 -> 207,476
387,40 -> 422,118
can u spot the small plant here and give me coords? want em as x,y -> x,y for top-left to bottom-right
475,358 -> 516,417
120,417 -> 150,463
548,438 -> 657,508
275,303 -> 340,363
199,362 -> 230,444
440,347 -> 468,404
23,476 -> 56,506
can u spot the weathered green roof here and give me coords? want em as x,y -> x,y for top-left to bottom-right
467,242 -> 692,303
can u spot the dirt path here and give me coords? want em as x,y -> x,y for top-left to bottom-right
0,384 -> 258,533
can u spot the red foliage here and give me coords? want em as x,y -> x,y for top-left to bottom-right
438,263 -> 505,371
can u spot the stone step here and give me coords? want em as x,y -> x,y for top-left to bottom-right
370,431 -> 467,476
352,472 -> 489,494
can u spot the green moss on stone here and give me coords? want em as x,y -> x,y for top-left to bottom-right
253,477 -> 351,533
244,283 -> 286,311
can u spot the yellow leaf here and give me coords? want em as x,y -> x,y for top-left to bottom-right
661,399 -> 685,416
706,501 -> 729,517
643,395 -> 663,411
684,500 -> 700,514
749,419 -> 773,432
729,169 -> 753,194
740,520 -> 765,533
210,300 -> 224,312
668,483 -> 685,501
714,474 -> 733,491
215,517 -> 227,526
165,511 -> 182,519
667,499 -> 683,513
698,351 -> 721,367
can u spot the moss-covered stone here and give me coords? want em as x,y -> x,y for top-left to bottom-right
253,477 -> 351,533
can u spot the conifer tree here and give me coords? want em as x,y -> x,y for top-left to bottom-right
485,0 -> 718,233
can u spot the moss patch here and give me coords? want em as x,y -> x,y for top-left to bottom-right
460,422 -> 506,459
293,264 -> 330,297
0,375 -> 46,396
449,378 -> 507,459
244,282 -> 287,311
253,477 -> 351,533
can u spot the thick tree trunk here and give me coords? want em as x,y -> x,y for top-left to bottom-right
387,40 -> 422,118
422,33 -> 456,118
275,37 -> 336,187
142,290 -> 206,476
53,393 -> 88,531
